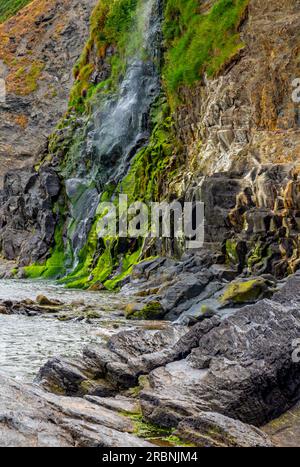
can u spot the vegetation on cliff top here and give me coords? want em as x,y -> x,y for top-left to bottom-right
0,0 -> 31,23
163,0 -> 249,100
70,0 -> 140,113
70,0 -> 249,112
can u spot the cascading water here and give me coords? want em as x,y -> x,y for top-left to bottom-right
64,0 -> 163,266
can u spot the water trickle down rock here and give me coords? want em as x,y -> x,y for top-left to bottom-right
65,0 -> 162,264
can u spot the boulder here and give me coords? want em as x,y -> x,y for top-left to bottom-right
0,305 -> 9,315
0,168 -> 61,266
176,412 -> 273,447
36,295 -> 62,307
125,301 -> 165,320
37,325 -> 188,393
36,355 -> 117,397
160,272 -> 213,313
140,295 -> 300,427
219,276 -> 275,306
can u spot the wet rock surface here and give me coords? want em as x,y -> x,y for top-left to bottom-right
0,371 -> 275,447
0,295 -> 65,316
140,291 -> 300,427
263,401 -> 300,447
37,325 -> 188,395
30,273 -> 300,446
0,373 -> 153,447
121,253 -> 278,322
176,413 -> 273,448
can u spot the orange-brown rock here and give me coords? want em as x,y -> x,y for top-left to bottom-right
0,0 -> 97,185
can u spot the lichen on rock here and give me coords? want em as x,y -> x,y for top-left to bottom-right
219,277 -> 274,305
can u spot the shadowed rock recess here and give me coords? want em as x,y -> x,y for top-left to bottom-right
1,0 -> 300,448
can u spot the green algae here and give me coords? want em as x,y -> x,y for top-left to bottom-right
125,301 -> 164,320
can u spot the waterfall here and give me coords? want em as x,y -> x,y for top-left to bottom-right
64,0 -> 163,268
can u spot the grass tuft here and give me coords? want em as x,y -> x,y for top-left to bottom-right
163,0 -> 249,102
0,0 -> 31,23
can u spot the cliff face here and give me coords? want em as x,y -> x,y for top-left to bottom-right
2,1 -> 300,448
182,0 -> 300,279
1,0 -> 300,286
0,0 -> 97,184
175,0 -> 300,179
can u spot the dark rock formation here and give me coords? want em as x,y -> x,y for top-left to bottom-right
140,289 -> 300,427
0,371 -> 274,447
122,253 -> 277,321
37,325 -> 188,394
0,299 -> 60,316
0,0 -> 97,184
183,163 -> 300,282
0,167 -> 61,265
36,273 -> 300,432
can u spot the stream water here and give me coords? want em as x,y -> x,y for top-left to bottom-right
0,279 -> 131,382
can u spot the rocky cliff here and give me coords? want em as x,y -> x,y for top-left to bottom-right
0,0 -> 97,184
1,0 -> 300,448
1,0 -> 300,291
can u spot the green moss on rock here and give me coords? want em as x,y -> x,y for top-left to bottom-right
24,219 -> 67,280
129,413 -> 171,439
220,278 -> 270,305
69,0 -> 141,113
226,239 -> 239,265
120,94 -> 179,203
161,434 -> 196,448
123,411 -> 195,446
247,242 -> 264,271
125,301 -> 165,320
